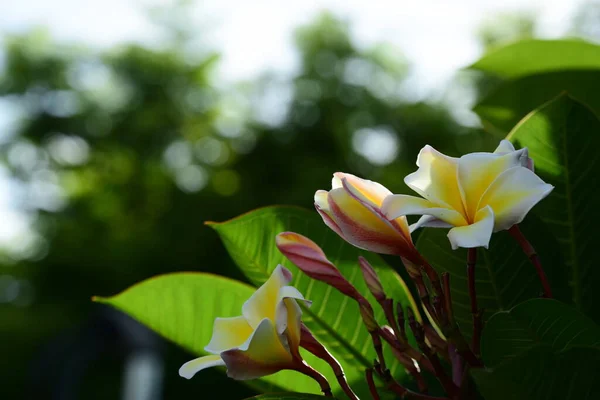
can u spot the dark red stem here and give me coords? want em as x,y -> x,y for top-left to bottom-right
508,224 -> 553,298
300,325 -> 359,400
293,360 -> 332,397
366,368 -> 381,400
467,248 -> 481,356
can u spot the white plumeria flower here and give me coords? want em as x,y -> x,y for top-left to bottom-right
381,140 -> 553,250
179,265 -> 310,380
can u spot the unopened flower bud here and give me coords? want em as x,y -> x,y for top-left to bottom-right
359,299 -> 379,333
276,232 -> 363,301
358,256 -> 386,302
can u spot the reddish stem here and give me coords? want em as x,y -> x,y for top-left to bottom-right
467,248 -> 481,356
366,368 -> 381,400
300,325 -> 359,400
293,360 -> 332,397
376,363 -> 450,400
508,224 -> 553,298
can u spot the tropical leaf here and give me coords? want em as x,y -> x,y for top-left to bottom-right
474,70 -> 600,134
94,273 -> 332,395
481,298 -> 600,367
208,206 -> 423,397
469,39 -> 600,78
470,39 -> 600,134
472,345 -> 600,400
415,214 -> 570,341
508,94 -> 600,323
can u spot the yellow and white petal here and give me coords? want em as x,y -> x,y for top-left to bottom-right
281,295 -> 304,358
447,206 -> 495,250
340,177 -> 412,240
479,166 -> 553,232
493,140 -> 533,170
404,145 -> 465,212
336,172 -> 392,208
457,149 -> 528,221
382,194 -> 468,227
274,285 -> 310,336
179,354 -> 225,380
242,265 -> 293,328
332,174 -> 343,189
328,187 -> 414,255
409,215 -> 454,233
314,190 -> 331,212
220,318 -> 293,380
493,140 -> 516,154
204,316 -> 255,354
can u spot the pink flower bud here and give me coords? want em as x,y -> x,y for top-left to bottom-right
358,256 -> 386,302
276,232 -> 363,301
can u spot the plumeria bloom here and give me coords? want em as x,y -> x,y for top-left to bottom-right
382,140 -> 553,250
314,173 -> 420,262
179,265 -> 310,380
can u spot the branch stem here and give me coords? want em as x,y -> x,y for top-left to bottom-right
293,360 -> 332,397
467,248 -> 481,355
508,224 -> 553,298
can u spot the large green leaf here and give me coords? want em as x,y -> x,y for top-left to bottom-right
94,273 -> 333,395
472,345 -> 600,400
469,39 -> 600,79
474,70 -> 600,134
415,215 -> 570,342
507,94 -> 600,323
481,299 -> 600,367
208,206 -> 423,396
470,39 -> 600,134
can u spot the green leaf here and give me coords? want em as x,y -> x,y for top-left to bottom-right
416,214 -> 570,341
93,273 -> 332,394
474,71 -> 600,134
469,39 -> 600,79
208,206 -> 423,395
244,394 -> 328,400
472,345 -> 600,400
508,94 -> 600,323
481,298 -> 600,367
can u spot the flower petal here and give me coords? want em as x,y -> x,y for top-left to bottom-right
204,316 -> 255,354
328,187 -> 413,255
179,354 -> 225,380
457,149 -> 528,221
404,145 -> 464,212
494,140 -> 533,170
242,265 -> 293,328
220,318 -> 293,380
479,166 -> 553,231
335,172 -> 392,208
341,177 -> 412,240
447,206 -> 495,249
275,285 -> 310,336
409,215 -> 453,232
315,203 -> 345,238
314,190 -> 330,211
493,140 -> 516,154
382,194 -> 468,226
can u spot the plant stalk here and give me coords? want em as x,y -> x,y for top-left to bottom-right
508,224 -> 553,298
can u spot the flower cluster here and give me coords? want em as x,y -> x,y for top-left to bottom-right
181,140 -> 553,399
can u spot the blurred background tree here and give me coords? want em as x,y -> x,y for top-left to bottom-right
0,1 -> 596,399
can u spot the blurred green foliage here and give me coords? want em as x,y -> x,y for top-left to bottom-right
0,7 -> 564,400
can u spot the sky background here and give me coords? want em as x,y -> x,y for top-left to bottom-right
0,0 -> 588,248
